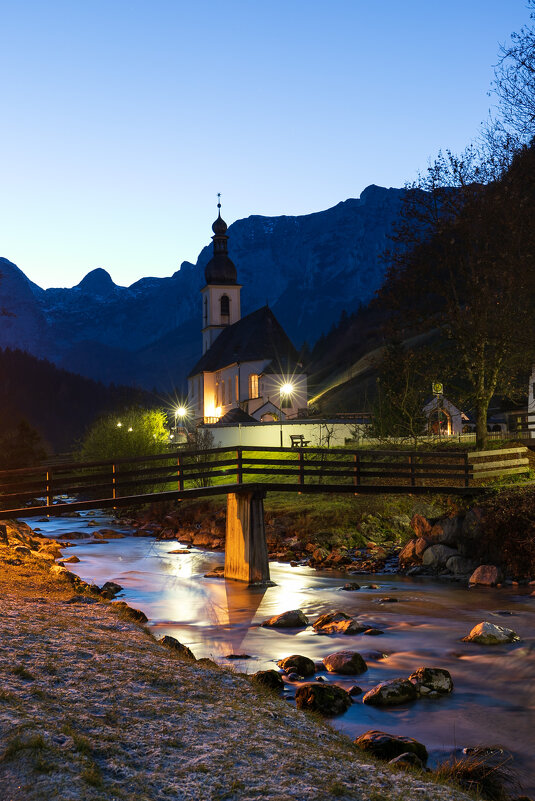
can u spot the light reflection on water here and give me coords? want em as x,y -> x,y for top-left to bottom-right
28,512 -> 535,792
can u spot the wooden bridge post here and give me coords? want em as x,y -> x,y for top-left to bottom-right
224,489 -> 270,584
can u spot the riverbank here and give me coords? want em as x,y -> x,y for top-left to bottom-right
0,520 -> 474,801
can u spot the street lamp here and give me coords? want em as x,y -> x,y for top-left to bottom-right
279,382 -> 294,446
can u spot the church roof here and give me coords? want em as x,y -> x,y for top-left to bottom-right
215,407 -> 257,425
188,305 -> 300,377
204,210 -> 237,285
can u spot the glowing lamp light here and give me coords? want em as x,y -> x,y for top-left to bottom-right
117,421 -> 122,427
127,427 -> 133,432
175,406 -> 188,419
280,382 -> 294,396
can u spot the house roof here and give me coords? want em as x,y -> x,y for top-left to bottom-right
188,306 -> 300,377
216,407 -> 257,425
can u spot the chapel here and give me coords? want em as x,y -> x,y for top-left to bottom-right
187,203 -> 307,424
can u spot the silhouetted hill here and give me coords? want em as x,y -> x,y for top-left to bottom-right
0,348 -> 156,452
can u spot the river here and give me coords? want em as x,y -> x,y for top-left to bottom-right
28,510 -> 535,794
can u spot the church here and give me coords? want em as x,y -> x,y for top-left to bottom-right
187,203 -> 307,425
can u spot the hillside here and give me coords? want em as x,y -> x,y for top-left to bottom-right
0,348 -> 156,452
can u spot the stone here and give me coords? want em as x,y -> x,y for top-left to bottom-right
312,612 -> 366,635
469,565 -> 503,587
57,532 -> 90,539
422,544 -> 458,569
363,628 -> 384,636
388,752 -> 426,770
348,685 -> 362,696
323,651 -> 368,675
461,621 -> 520,644
261,610 -> 309,628
277,655 -> 315,677
398,537 -> 430,567
96,529 -> 125,539
195,658 -> 220,669
251,670 -> 284,690
62,555 -> 80,564
295,682 -> 352,716
429,516 -> 462,546
355,730 -> 428,763
110,601 -> 148,624
100,581 -> 123,599
362,678 -> 418,706
168,549 -> 191,554
340,582 -> 360,591
408,667 -> 453,694
379,597 -> 398,603
410,514 -> 432,538
159,635 -> 196,661
446,555 -> 476,575
64,595 -> 100,604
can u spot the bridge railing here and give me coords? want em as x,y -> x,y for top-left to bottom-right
0,445 -> 479,514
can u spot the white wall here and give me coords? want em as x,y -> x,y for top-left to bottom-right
202,420 -> 362,448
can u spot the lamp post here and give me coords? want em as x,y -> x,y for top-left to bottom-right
279,382 -> 294,447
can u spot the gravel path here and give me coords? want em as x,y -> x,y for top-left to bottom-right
0,521 -> 471,801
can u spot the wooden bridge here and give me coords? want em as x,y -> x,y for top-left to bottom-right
0,445 -> 527,584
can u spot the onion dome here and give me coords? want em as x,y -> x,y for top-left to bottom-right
204,200 -> 237,285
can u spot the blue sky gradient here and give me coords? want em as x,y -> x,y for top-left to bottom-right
0,0 -> 530,288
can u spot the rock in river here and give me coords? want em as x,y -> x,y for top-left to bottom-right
469,565 -> 503,586
295,683 -> 352,716
251,670 -> 284,690
323,651 -> 368,675
277,655 -> 315,676
409,667 -> 453,694
363,678 -> 418,706
462,621 -> 520,644
261,610 -> 309,628
354,730 -> 428,763
312,611 -> 366,635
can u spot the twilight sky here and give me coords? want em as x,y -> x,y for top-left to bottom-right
0,0 -> 529,289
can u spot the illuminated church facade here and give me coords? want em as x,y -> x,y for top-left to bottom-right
187,204 -> 307,424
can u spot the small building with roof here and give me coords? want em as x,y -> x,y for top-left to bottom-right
187,202 -> 307,424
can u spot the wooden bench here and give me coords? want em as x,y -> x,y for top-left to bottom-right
290,434 -> 310,448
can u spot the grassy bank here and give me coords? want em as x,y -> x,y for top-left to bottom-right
0,521 -> 475,801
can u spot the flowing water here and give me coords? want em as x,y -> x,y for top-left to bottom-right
29,511 -> 535,794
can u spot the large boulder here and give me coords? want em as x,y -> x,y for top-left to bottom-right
362,678 -> 418,706
159,635 -> 196,661
354,730 -> 428,764
312,611 -> 366,635
323,651 -> 368,675
408,667 -> 453,694
469,565 -> 502,587
422,544 -> 458,569
261,610 -> 309,628
428,516 -> 462,547
251,670 -> 284,690
295,682 -> 352,716
410,514 -> 432,538
277,655 -> 315,677
462,622 -> 520,645
446,555 -> 477,576
458,507 -> 485,555
398,537 -> 430,567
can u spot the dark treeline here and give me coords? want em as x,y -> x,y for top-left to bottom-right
0,348 -> 157,456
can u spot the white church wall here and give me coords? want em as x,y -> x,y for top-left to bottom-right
202,420 -> 361,449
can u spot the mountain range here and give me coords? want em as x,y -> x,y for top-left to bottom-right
0,184 -> 408,390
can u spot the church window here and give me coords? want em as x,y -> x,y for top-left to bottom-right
249,374 -> 259,399
215,382 -> 219,407
281,394 -> 292,409
235,375 -> 239,402
203,296 -> 208,326
220,294 -> 230,321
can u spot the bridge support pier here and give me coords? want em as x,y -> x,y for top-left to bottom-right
224,490 -> 270,584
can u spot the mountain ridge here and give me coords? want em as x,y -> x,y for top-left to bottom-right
0,185 -> 409,389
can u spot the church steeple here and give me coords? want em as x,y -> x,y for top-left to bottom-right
201,195 -> 242,354
204,194 -> 237,285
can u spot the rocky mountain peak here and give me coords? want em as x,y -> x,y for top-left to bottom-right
76,268 -> 117,295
